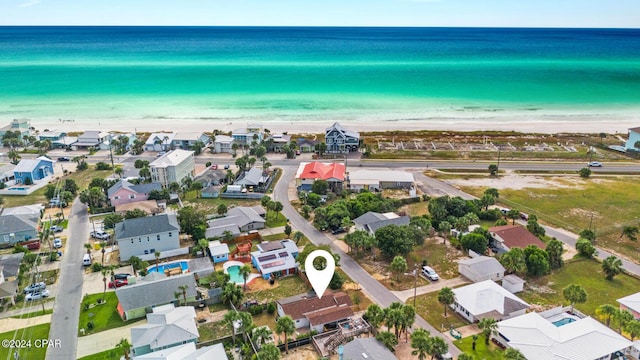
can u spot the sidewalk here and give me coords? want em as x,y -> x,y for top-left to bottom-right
0,314 -> 52,332
0,301 -> 55,320
392,276 -> 470,302
76,320 -> 145,358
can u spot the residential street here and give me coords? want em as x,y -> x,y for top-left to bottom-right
275,166 -> 463,357
46,199 -> 88,360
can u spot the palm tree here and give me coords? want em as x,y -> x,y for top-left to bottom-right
293,231 -> 304,245
255,344 -> 280,360
563,283 -> 587,314
154,251 -> 161,273
251,326 -> 273,349
100,242 -> 106,266
101,268 -> 109,301
276,316 -> 295,353
116,338 -> 132,360
224,311 -> 243,343
504,348 -> 527,360
114,167 -> 124,178
129,256 -> 142,276
217,203 -> 228,216
438,287 -> 455,317
385,305 -> 404,340
376,331 -> 398,352
596,304 -> 618,327
625,319 -> 640,341
198,239 -> 209,257
438,221 -> 452,245
390,256 -> 408,282
427,336 -> 448,359
84,243 -> 92,255
410,328 -> 430,360
602,255 -> 623,280
178,285 -> 189,304
613,309 -> 634,334
221,283 -> 243,307
239,264 -> 252,291
400,304 -> 416,342
364,304 -> 385,335
478,318 -> 497,345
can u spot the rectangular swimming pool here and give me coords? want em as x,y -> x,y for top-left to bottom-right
552,318 -> 576,327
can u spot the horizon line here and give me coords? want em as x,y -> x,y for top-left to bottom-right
1,25 -> 639,30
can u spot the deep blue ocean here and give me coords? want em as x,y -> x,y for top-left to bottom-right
0,26 -> 639,130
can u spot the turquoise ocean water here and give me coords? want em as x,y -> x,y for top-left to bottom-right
0,27 -> 639,130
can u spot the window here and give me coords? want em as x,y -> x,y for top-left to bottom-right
131,239 -> 133,244
114,196 -> 120,200
157,235 -> 161,241
150,248 -> 155,253
144,250 -> 149,255
168,232 -> 172,237
139,238 -> 141,242
129,194 -> 136,199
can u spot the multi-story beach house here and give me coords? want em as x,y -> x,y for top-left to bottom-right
37,131 -> 67,142
13,156 -> 55,184
212,135 -> 235,153
107,180 -> 162,207
171,132 -> 209,150
232,124 -> 263,145
625,127 -> 640,152
115,214 -> 181,261
0,119 -> 31,139
72,130 -> 109,150
144,132 -> 175,152
324,122 -> 360,153
150,149 -> 195,187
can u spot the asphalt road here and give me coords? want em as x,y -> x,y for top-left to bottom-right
274,166 -> 462,357
46,199 -> 88,360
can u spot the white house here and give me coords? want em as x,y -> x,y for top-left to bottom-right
150,149 -> 195,187
132,343 -> 227,360
212,135 -> 235,154
458,256 -> 505,283
145,133 -> 175,152
72,130 -> 109,150
232,124 -> 263,145
452,280 -> 530,323
171,132 -> 209,150
348,169 -> 415,193
496,309 -> 633,360
625,127 -> 640,152
502,274 -> 526,294
617,292 -> 640,320
115,214 -> 181,261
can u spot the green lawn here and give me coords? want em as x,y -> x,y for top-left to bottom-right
10,309 -> 53,319
78,292 -> 127,335
410,291 -> 467,331
78,348 -> 123,360
198,320 -> 232,342
265,212 -> 287,228
519,258 -> 640,317
0,323 -> 50,360
459,176 -> 640,262
246,276 -> 310,304
453,336 -> 504,360
262,232 -> 310,247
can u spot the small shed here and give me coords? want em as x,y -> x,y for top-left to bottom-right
502,274 -> 525,294
208,240 -> 230,264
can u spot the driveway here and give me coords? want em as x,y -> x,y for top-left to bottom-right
392,276 -> 471,303
46,199 -> 89,360
76,320 -> 145,358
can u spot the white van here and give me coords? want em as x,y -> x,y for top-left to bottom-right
82,254 -> 92,266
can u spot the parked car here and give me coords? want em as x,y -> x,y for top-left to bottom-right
108,279 -> 128,288
57,157 -> 71,162
224,164 -> 230,170
331,227 -> 346,235
157,151 -> 166,157
240,300 -> 259,310
26,289 -> 50,301
50,225 -> 63,233
53,238 -> 62,249
24,282 -> 46,294
90,231 -> 110,240
422,266 -> 440,281
519,213 -> 529,221
211,164 -> 218,170
114,273 -> 131,281
436,352 -> 453,360
588,161 -> 603,167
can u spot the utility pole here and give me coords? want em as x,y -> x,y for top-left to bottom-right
413,264 -> 418,309
496,146 -> 501,173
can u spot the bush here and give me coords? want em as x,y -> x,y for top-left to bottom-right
248,305 -> 264,316
77,161 -> 88,170
91,263 -> 102,272
328,272 -> 344,290
49,252 -> 58,262
83,302 -> 90,311
267,302 -> 276,314
95,162 -> 112,170
24,177 -> 33,185
87,321 -> 94,330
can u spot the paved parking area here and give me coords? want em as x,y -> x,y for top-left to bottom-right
82,265 -> 135,296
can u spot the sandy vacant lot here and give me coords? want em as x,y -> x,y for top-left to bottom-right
445,172 -> 588,190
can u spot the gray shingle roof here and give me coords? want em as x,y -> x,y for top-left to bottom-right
116,273 -> 196,312
367,216 -> 410,234
114,214 -> 179,239
206,207 -> 265,230
0,214 -> 38,235
342,338 -> 397,360
353,212 -> 387,227
234,167 -> 265,186
0,253 -> 25,278
108,180 -> 162,198
459,256 -> 506,277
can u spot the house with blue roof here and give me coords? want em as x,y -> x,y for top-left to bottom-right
251,240 -> 299,280
13,156 -> 55,184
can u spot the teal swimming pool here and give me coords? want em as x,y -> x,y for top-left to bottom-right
227,265 -> 244,283
147,261 -> 189,274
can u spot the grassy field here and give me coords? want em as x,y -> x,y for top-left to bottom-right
410,291 -> 468,331
199,319 -> 232,342
78,292 -> 126,335
10,308 -> 53,319
519,259 -> 640,317
453,336 -> 504,360
245,276 -> 310,304
0,323 -> 50,360
78,348 -> 122,360
459,176 -> 640,262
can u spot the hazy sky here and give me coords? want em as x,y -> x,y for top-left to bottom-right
1,0 -> 638,27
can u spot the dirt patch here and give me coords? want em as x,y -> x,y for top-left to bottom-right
446,173 -> 583,190
282,345 -> 320,360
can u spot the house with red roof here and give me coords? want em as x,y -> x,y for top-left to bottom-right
295,161 -> 346,192
488,224 -> 546,252
277,291 -> 353,333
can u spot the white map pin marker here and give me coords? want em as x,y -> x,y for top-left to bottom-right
305,250 -> 335,299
